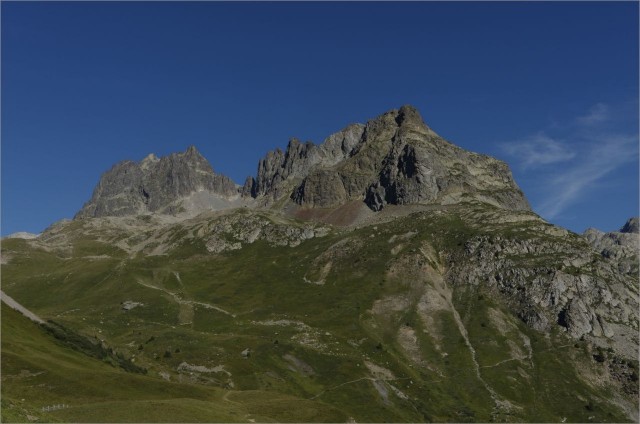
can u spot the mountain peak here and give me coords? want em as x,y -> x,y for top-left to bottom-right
620,217 -> 639,234
143,153 -> 159,162
251,105 -> 529,212
184,145 -> 201,157
395,104 -> 423,125
140,153 -> 160,170
75,148 -> 238,219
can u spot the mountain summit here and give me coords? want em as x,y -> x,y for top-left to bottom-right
249,105 -> 529,212
75,105 -> 529,220
75,146 -> 239,219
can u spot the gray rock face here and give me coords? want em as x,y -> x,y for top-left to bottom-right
249,123 -> 365,201
292,170 -> 348,208
76,146 -> 239,219
241,176 -> 255,198
620,217 -> 639,234
449,230 -> 638,356
199,210 -> 329,254
77,105 -> 529,219
583,217 -> 639,275
249,105 -> 530,212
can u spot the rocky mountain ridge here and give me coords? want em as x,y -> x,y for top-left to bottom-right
76,105 -> 530,220
75,146 -> 239,219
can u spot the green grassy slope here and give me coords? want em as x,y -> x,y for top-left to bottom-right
1,205 -> 636,422
0,306 -> 346,423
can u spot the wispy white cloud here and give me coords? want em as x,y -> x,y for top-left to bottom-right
536,134 -> 638,219
502,132 -> 575,169
575,102 -> 609,126
502,102 -> 639,221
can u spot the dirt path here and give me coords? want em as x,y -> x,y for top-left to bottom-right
1,290 -> 45,324
222,391 -> 239,404
135,279 -> 235,322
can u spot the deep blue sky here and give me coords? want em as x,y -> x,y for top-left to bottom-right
2,2 -> 638,236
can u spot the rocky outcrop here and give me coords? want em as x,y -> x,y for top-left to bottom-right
583,217 -> 639,275
4,232 -> 39,240
447,231 -> 638,357
249,105 -> 530,212
75,146 -> 239,219
198,211 -> 330,253
249,123 -> 365,201
620,217 -> 639,234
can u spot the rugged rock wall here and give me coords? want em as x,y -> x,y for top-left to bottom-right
250,105 -> 530,212
77,105 -> 530,219
250,124 -> 365,201
76,146 -> 238,218
584,217 -> 639,275
446,223 -> 638,359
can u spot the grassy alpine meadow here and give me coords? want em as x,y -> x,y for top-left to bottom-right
1,206 -> 636,422
0,306 -> 347,423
